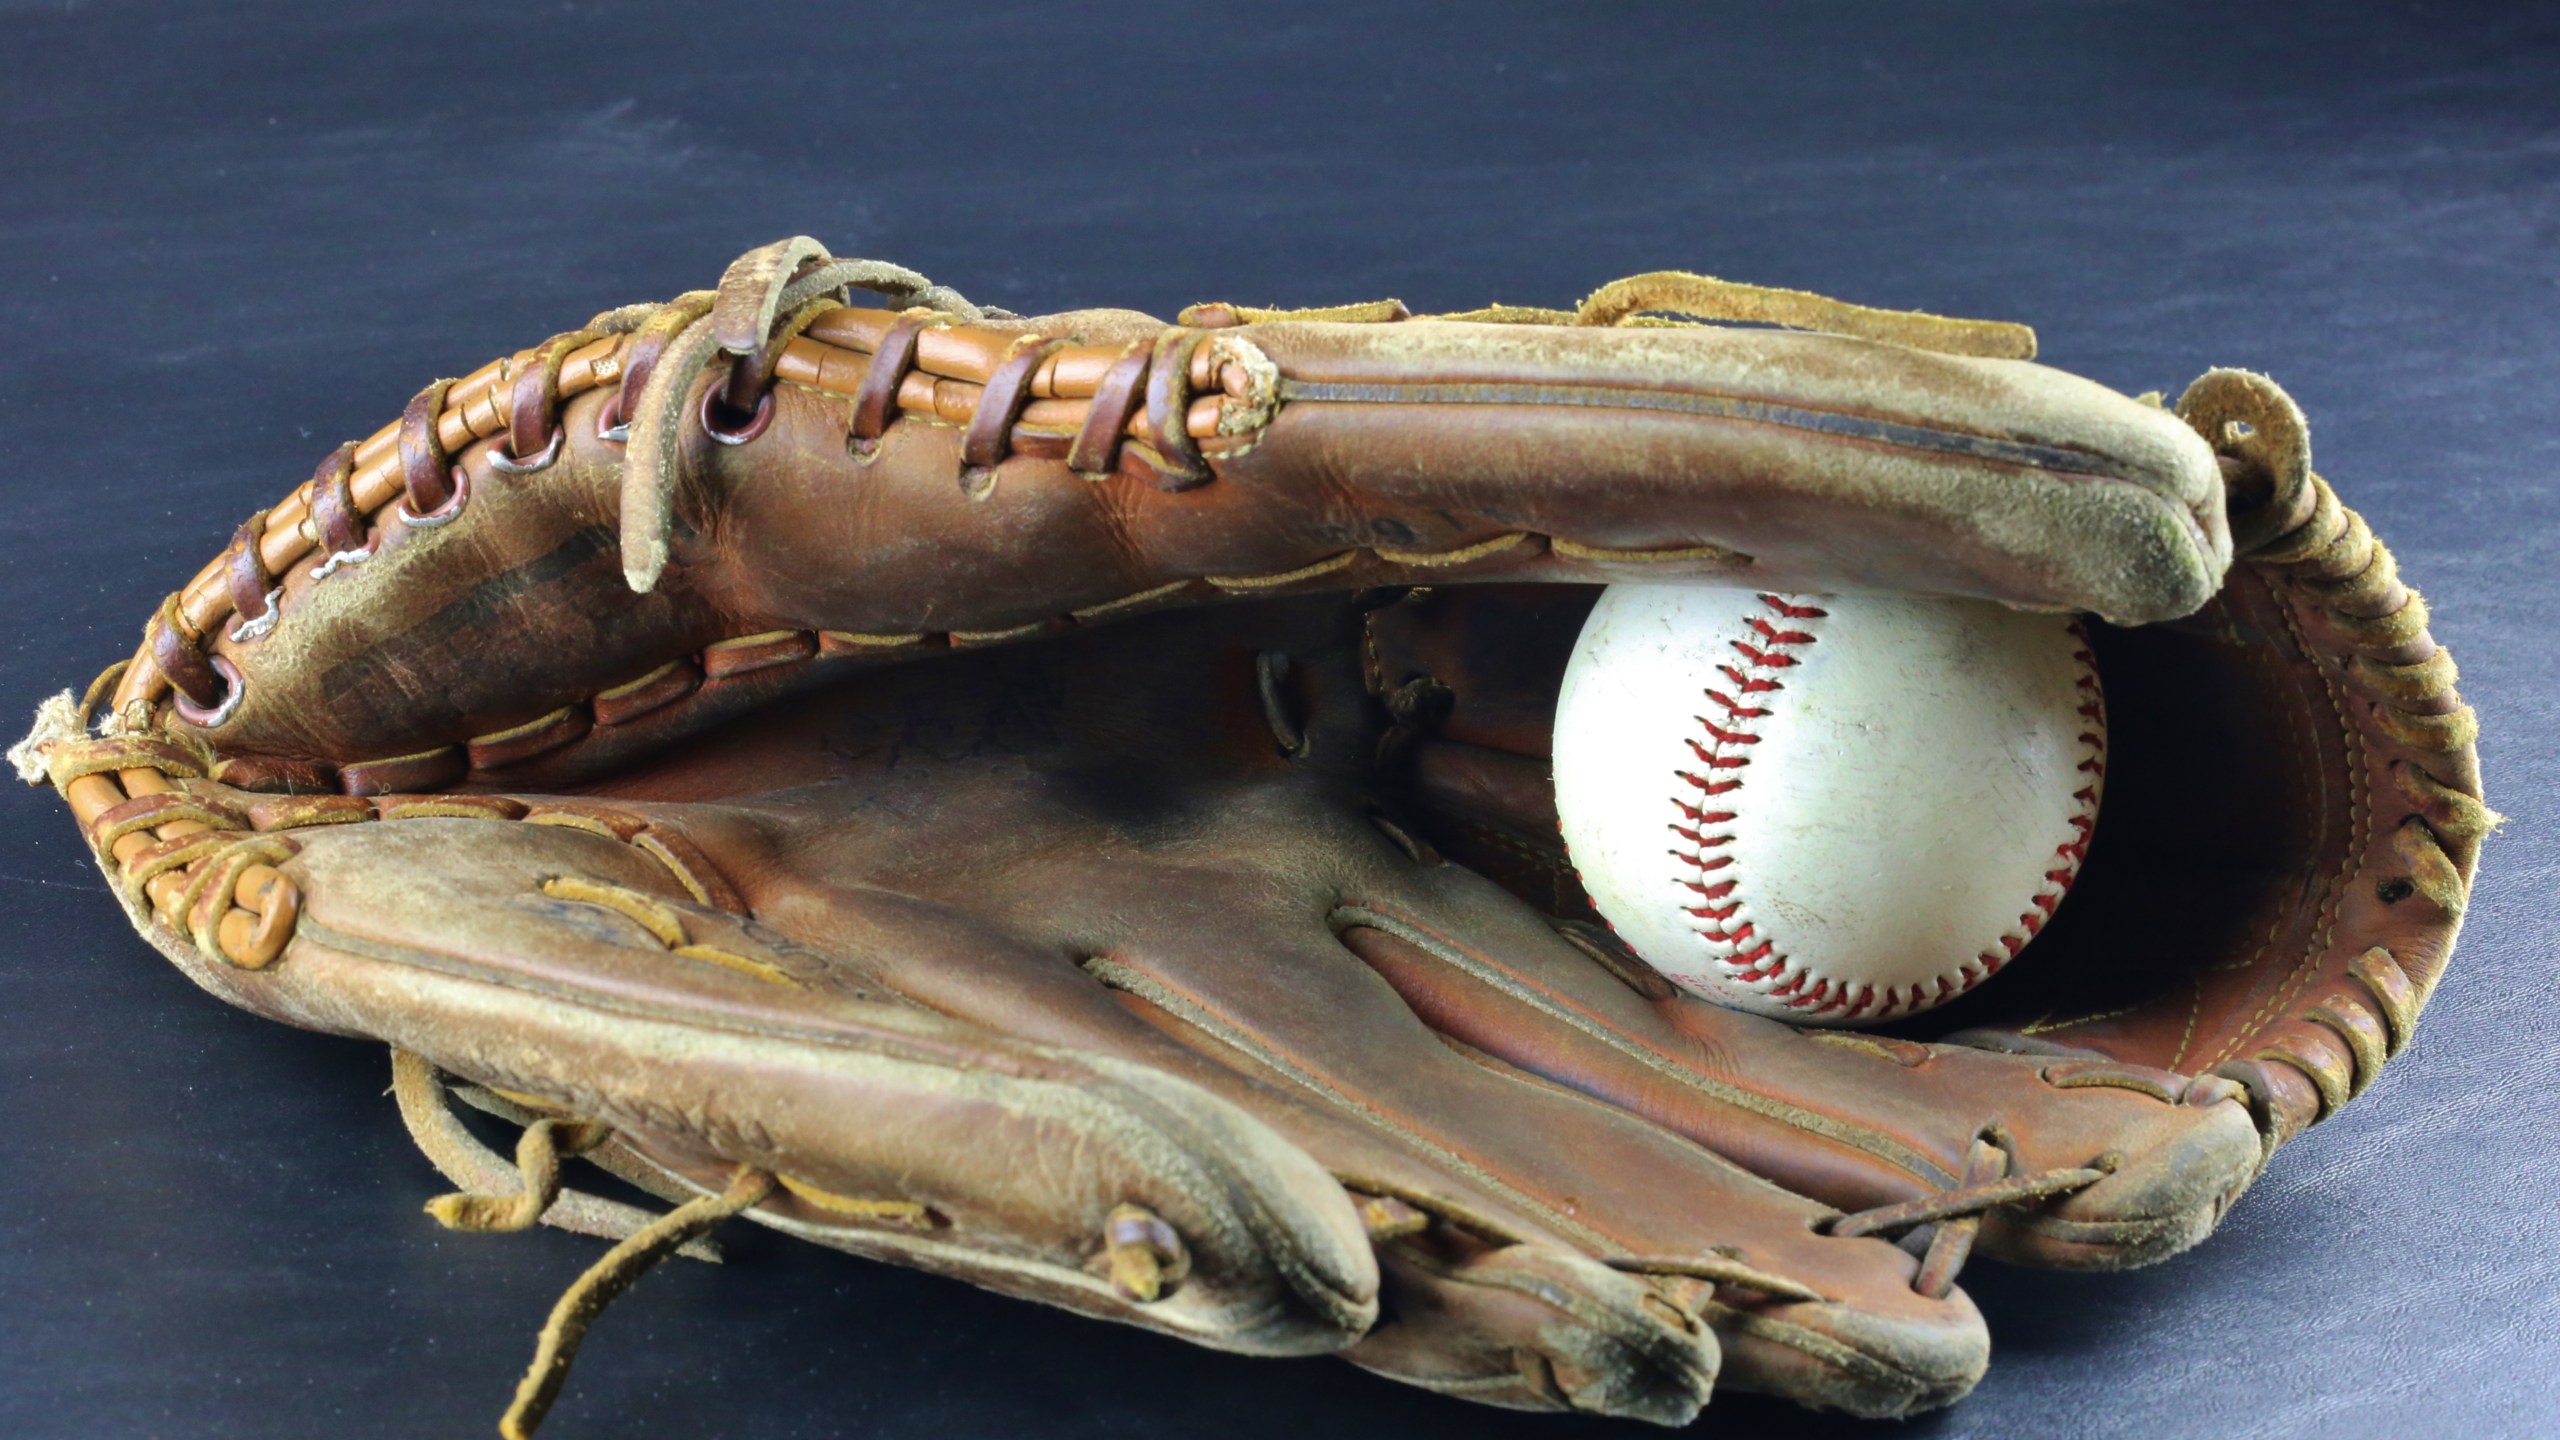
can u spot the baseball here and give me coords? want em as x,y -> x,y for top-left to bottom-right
1552,586 -> 2104,1027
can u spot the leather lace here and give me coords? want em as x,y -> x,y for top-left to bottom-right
1824,1134 -> 2107,1298
620,239 -> 981,592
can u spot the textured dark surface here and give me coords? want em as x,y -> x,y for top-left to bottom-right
2,2 -> 2554,1437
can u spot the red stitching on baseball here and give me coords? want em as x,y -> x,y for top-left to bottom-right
1664,602 -> 2106,1022
1669,594 -> 1839,1005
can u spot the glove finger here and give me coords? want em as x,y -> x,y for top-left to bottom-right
687,788 -> 1991,1420
119,245 -> 2223,790
65,743 -> 1737,1417
703,301 -> 2223,623
1071,921 -> 1988,1421
53,636 -> 1970,1419
359,729 -> 1976,1425
48,648 -> 1734,1421
1346,1242 -> 1717,1422
1381,735 -> 2262,1265
884,936 -> 1969,1425
1342,870 -> 2263,1272
637,804 -> 1730,1422
88,794 -> 1385,1359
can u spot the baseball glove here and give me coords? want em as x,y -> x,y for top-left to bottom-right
15,239 -> 2486,1437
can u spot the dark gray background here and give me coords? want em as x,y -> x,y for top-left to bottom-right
3,2 -> 2553,1437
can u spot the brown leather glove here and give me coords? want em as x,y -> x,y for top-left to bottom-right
15,240 -> 2485,1437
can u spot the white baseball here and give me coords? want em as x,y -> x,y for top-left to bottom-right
1552,586 -> 2104,1027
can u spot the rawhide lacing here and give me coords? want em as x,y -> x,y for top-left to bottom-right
112,236 -> 1323,737
118,239 -> 985,715
115,522 -> 1737,803
112,246 -> 2015,770
499,1164 -> 776,1440
20,714 -> 1038,1439
2167,369 -> 2490,1142
1334,1170 -> 1810,1308
1825,1132 -> 2108,1298
394,1025 -> 1182,1439
393,1049 -> 726,1259
622,238 -> 983,591
1576,271 -> 2039,359
394,1047 -> 774,1440
14,664 -> 762,974
21,711 -> 1040,1248
1176,270 -> 2033,358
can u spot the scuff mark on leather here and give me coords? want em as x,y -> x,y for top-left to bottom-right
1278,378 -> 2144,484
313,526 -> 624,725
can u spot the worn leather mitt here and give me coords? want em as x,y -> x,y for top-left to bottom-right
16,239 -> 2487,1437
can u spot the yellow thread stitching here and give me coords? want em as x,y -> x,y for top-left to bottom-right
949,621 -> 1047,644
467,707 -> 581,748
630,832 -> 717,907
541,876 -> 794,988
820,630 -> 929,647
2169,975 -> 2208,1073
2017,1003 -> 2143,1036
1204,551 -> 1359,590
524,812 -> 621,838
542,875 -> 687,947
1070,580 -> 1194,621
671,943 -> 800,988
1551,537 -> 1749,565
595,662 -> 688,703
705,629 -> 805,652
1372,531 -> 1530,567
775,1174 -> 931,1224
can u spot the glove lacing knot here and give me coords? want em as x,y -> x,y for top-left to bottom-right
1824,1133 -> 2108,1299
392,1050 -> 770,1440
620,236 -> 982,593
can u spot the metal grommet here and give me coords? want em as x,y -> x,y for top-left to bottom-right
396,465 -> 472,529
173,655 -> 246,729
486,427 -> 564,475
701,387 -> 775,447
227,588 -> 286,643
